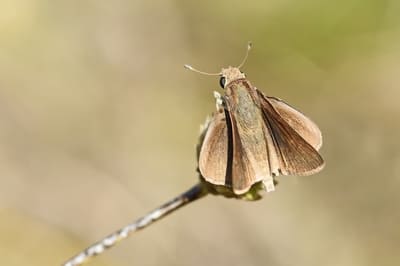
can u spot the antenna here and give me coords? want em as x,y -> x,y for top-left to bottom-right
184,41 -> 252,74
184,64 -> 221,76
237,41 -> 252,69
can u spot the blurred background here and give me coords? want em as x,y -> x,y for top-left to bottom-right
1,0 -> 399,265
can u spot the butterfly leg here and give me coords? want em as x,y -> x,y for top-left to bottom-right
213,91 -> 225,111
263,179 -> 275,192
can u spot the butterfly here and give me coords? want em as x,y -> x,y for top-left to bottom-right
187,43 -> 324,195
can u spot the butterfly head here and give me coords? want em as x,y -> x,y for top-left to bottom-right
219,67 -> 246,89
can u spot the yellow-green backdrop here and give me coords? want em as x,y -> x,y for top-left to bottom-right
1,1 -> 399,266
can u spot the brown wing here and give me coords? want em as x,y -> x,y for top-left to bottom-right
266,96 -> 322,150
199,106 -> 272,194
225,83 -> 273,194
199,110 -> 228,185
228,113 -> 261,194
257,90 -> 325,176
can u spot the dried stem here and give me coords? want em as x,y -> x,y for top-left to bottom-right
62,183 -> 208,266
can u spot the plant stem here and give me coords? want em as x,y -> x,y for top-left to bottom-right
62,183 -> 207,266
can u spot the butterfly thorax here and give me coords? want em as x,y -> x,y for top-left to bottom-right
224,77 -> 260,113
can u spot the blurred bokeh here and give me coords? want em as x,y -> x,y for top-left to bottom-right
1,1 -> 399,265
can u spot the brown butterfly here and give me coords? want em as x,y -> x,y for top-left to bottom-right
186,43 -> 324,195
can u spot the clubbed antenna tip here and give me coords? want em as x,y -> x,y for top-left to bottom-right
237,41 -> 253,69
184,64 -> 194,70
247,42 -> 253,50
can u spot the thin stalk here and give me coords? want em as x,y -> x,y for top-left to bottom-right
62,183 -> 207,266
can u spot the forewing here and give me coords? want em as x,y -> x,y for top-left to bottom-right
228,114 -> 258,194
258,91 -> 325,176
266,96 -> 322,150
226,82 -> 272,194
199,110 -> 228,185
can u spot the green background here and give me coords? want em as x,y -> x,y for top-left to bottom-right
1,1 -> 399,265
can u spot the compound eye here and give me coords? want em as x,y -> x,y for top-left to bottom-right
219,76 -> 226,88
